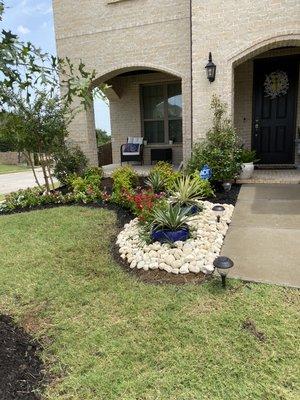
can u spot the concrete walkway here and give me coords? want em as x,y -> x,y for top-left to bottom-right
222,184 -> 300,288
0,169 -> 47,195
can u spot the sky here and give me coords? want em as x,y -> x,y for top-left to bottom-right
1,0 -> 111,133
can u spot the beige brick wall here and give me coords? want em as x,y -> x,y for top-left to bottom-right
191,0 -> 300,143
53,0 -> 191,165
53,0 -> 300,166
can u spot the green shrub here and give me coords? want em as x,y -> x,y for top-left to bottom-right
111,165 -> 138,206
150,161 -> 181,191
53,145 -> 88,184
84,166 -> 103,180
186,96 -> 242,182
68,167 -> 103,204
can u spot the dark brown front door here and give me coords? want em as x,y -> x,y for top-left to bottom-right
253,56 -> 299,164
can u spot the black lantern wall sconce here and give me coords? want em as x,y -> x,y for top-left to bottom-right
205,52 -> 216,83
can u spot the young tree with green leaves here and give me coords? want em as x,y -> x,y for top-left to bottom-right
0,1 -> 107,192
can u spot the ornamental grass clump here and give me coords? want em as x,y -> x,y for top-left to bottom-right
150,161 -> 181,192
145,171 -> 167,194
151,203 -> 190,231
170,173 -> 214,210
149,203 -> 191,243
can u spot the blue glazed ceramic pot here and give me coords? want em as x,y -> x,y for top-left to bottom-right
151,227 -> 189,243
181,204 -> 202,215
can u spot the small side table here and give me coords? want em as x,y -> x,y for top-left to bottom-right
151,148 -> 172,164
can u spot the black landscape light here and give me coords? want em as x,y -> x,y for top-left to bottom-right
212,205 -> 225,223
213,256 -> 234,288
205,52 -> 216,82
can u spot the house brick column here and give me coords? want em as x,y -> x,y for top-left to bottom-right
182,75 -> 192,164
67,99 -> 99,166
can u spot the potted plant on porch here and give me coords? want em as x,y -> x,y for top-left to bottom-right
239,149 -> 259,179
150,203 -> 190,243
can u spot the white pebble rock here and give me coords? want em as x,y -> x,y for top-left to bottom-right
117,200 -> 234,275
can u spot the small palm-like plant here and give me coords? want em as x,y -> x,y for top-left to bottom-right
151,203 -> 190,231
170,175 -> 212,208
145,171 -> 166,193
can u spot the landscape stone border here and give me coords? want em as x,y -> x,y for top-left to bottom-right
117,201 -> 234,275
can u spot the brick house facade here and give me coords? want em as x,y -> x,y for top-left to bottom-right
53,0 -> 300,167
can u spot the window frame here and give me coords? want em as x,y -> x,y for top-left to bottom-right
140,81 -> 182,144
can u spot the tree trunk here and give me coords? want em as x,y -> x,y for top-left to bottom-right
46,155 -> 55,190
23,151 -> 42,188
39,153 -> 50,193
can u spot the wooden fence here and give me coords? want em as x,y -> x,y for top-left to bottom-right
98,142 -> 112,166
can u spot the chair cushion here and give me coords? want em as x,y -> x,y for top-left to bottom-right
122,143 -> 140,156
128,137 -> 143,145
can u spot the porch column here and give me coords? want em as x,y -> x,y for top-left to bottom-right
67,99 -> 99,166
182,75 -> 192,164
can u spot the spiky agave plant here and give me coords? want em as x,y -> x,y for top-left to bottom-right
151,203 -> 190,231
145,171 -> 166,193
170,175 -> 207,208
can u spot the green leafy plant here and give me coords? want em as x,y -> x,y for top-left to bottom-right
170,173 -> 214,208
111,165 -> 138,206
68,167 -> 103,203
150,203 -> 190,231
53,145 -> 88,185
151,161 -> 181,191
186,95 -> 242,182
0,187 -> 73,213
145,171 -> 167,193
240,148 -> 259,163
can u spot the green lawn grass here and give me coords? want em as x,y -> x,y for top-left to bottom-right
0,163 -> 29,174
0,206 -> 299,400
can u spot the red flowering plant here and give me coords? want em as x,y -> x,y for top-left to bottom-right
123,188 -> 164,222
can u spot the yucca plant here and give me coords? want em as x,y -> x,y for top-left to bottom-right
145,171 -> 166,193
151,203 -> 190,231
170,175 -> 212,208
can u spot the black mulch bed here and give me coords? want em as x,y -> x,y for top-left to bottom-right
0,315 -> 46,400
208,183 -> 241,206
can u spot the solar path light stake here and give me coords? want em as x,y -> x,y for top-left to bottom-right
213,256 -> 234,288
212,205 -> 225,223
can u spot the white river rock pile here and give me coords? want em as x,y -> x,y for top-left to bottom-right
117,201 -> 234,275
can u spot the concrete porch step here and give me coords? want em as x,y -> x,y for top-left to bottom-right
237,169 -> 300,184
